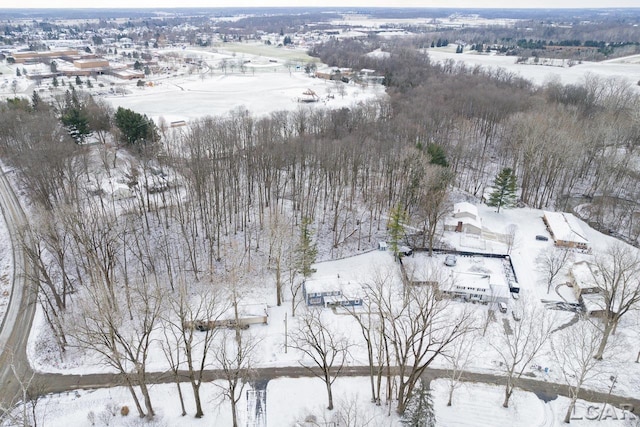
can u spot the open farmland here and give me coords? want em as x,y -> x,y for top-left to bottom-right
427,48 -> 640,88
103,69 -> 385,122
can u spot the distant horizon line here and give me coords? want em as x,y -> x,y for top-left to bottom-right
2,6 -> 640,9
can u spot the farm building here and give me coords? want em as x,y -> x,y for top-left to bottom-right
445,202 -> 482,235
543,211 -> 590,250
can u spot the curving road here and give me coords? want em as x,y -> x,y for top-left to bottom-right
0,168 -> 637,420
0,167 -> 38,414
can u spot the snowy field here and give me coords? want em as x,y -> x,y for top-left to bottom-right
101,70 -> 385,123
431,379 -> 636,427
427,47 -> 640,89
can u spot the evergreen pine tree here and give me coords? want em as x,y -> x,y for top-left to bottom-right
31,90 -> 42,110
487,167 -> 518,213
61,108 -> 90,142
388,204 -> 407,260
295,217 -> 317,278
427,143 -> 449,167
401,382 -> 436,427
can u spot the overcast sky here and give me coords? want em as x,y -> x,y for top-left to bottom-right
6,0 -> 640,9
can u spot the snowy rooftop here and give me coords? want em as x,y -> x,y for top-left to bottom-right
404,252 -> 510,288
570,261 -> 600,291
582,293 -> 606,313
305,250 -> 400,295
543,211 -> 589,246
445,201 -> 482,230
453,201 -> 479,219
449,271 -> 491,291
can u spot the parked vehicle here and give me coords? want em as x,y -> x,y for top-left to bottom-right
399,246 -> 413,257
498,302 -> 508,313
535,235 -> 549,241
512,310 -> 521,321
444,255 -> 457,267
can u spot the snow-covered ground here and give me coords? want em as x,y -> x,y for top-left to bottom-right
7,376 -> 636,426
25,203 -> 640,402
101,70 -> 384,123
5,377 -> 396,427
432,379 -> 636,427
427,48 -> 640,89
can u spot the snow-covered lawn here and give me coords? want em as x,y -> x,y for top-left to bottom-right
8,376 -> 636,427
6,377 -> 397,427
102,70 -> 385,123
432,379 -> 635,427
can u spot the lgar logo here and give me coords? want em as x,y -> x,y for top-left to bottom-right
571,404 -> 636,421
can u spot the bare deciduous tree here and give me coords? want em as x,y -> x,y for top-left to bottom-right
552,319 -> 612,424
505,224 -> 518,255
592,243 -> 640,360
214,330 -> 261,427
378,271 -> 475,414
162,278 -> 227,418
290,308 -> 351,410
491,300 -> 556,408
536,246 -> 573,294
72,280 -> 164,419
444,330 -> 477,406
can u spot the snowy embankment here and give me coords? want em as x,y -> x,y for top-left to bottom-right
0,170 -> 14,335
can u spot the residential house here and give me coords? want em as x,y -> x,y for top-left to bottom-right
569,261 -> 606,316
543,211 -> 590,250
445,202 -> 482,235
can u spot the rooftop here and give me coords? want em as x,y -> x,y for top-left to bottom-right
544,211 -> 589,246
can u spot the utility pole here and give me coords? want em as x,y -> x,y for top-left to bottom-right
598,375 -> 617,421
284,312 -> 288,354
